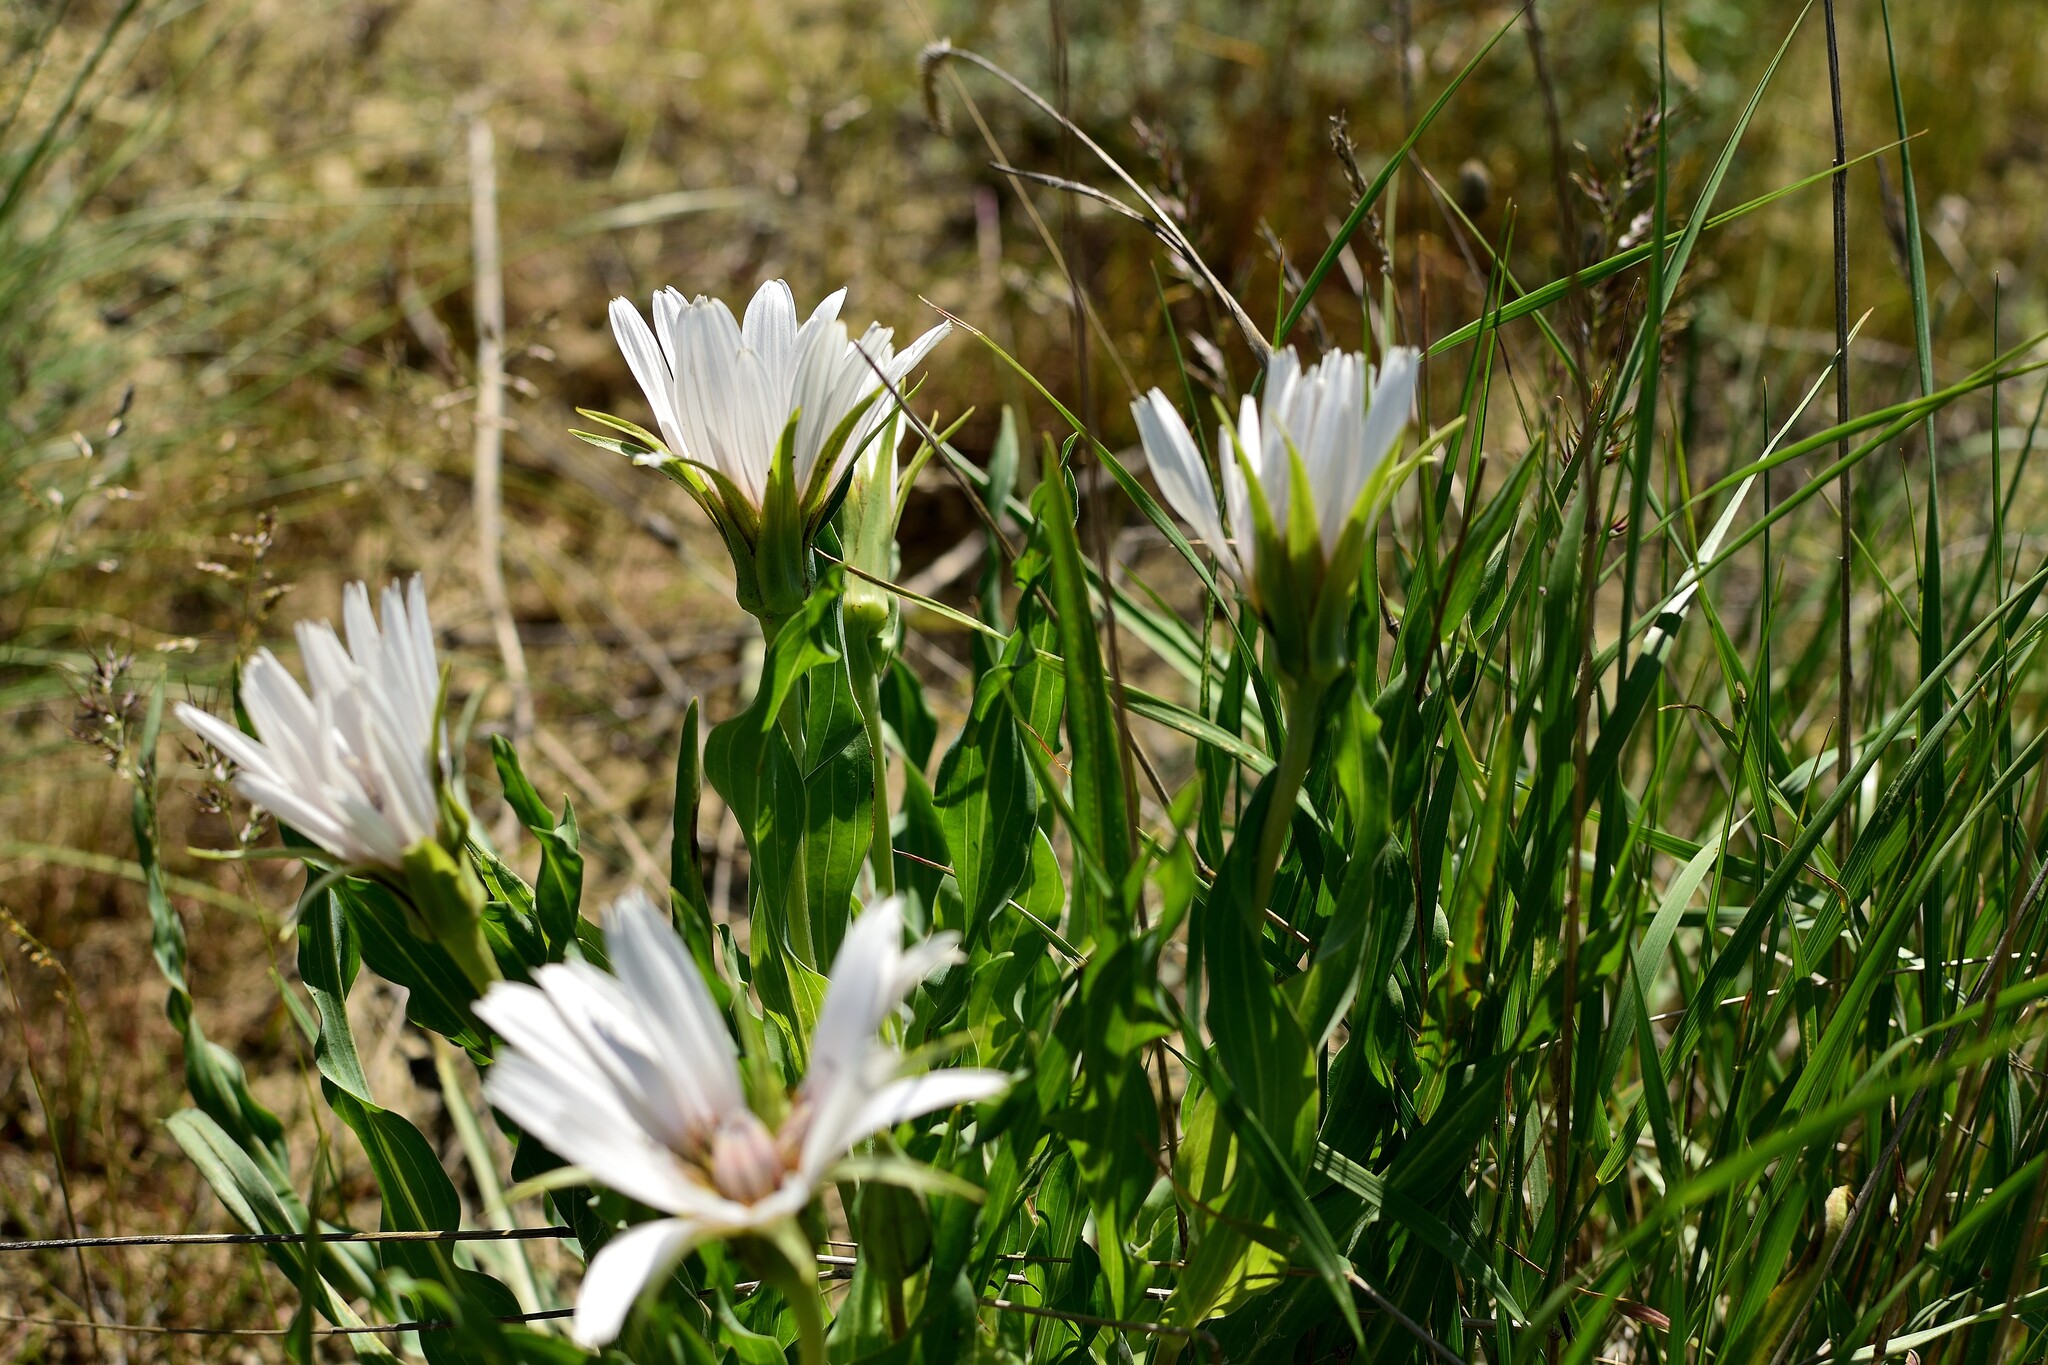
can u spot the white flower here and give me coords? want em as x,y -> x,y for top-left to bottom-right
476,891 -> 1008,1347
1132,344 -> 1419,594
177,577 -> 444,871
609,280 -> 949,524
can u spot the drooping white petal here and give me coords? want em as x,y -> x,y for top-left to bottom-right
178,579 -> 446,872
1132,389 -> 1241,586
570,1218 -> 707,1348
609,297 -> 688,459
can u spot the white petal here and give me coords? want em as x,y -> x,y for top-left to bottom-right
802,1067 -> 1007,1182
807,897 -> 909,1096
603,890 -> 746,1127
789,318 -> 859,494
1132,389 -> 1240,585
843,1070 -> 1009,1150
341,581 -> 380,670
176,703 -> 277,783
1230,393 -> 1275,568
741,279 -> 800,379
235,773 -> 363,863
570,1218 -> 706,1348
672,296 -> 764,507
886,320 -> 950,381
610,297 -> 688,458
482,1050 -> 742,1220
652,288 -> 687,372
530,961 -> 704,1151
805,287 -> 848,330
1360,346 -> 1419,475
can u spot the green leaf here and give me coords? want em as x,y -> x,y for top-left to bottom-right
1030,445 -> 1132,944
341,879 -> 490,1053
881,655 -> 939,773
934,636 -> 1040,947
167,1109 -> 394,1355
668,699 -> 725,1002
800,618 -> 873,964
297,874 -> 371,1104
491,735 -> 584,959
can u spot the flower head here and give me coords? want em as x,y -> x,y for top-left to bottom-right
476,890 -> 1007,1347
1135,345 -> 1418,684
177,577 -> 445,871
604,280 -> 948,621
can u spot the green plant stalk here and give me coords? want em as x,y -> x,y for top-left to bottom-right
761,1242 -> 827,1365
430,1036 -> 544,1317
1251,676 -> 1327,913
847,625 -> 895,896
757,610 -> 817,965
883,1269 -> 908,1341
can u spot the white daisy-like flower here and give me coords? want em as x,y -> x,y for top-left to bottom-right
1132,344 -> 1419,595
608,280 -> 949,524
476,890 -> 1008,1348
177,577 -> 444,871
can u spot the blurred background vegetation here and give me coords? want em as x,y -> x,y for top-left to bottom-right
4,0 -> 2045,1353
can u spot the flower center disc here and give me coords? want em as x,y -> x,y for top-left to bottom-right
706,1111 -> 785,1205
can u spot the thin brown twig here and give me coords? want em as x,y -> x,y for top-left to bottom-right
469,112 -> 533,768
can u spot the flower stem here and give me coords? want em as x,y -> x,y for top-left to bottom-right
1251,680 -> 1326,914
762,1245 -> 828,1365
884,1271 -> 909,1339
847,627 -> 896,897
755,610 -> 819,965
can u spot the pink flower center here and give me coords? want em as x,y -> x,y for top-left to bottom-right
706,1111 -> 785,1205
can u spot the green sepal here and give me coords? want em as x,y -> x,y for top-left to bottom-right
1307,506 -> 1374,686
798,386 -> 888,517
574,405 -> 667,453
400,839 -> 499,994
756,412 -> 813,621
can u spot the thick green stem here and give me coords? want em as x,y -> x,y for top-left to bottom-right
757,611 -> 817,965
848,627 -> 896,897
883,1270 -> 909,1340
762,1246 -> 828,1365
1251,680 -> 1326,913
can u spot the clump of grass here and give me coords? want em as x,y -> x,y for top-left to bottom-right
7,1 -> 2048,1362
